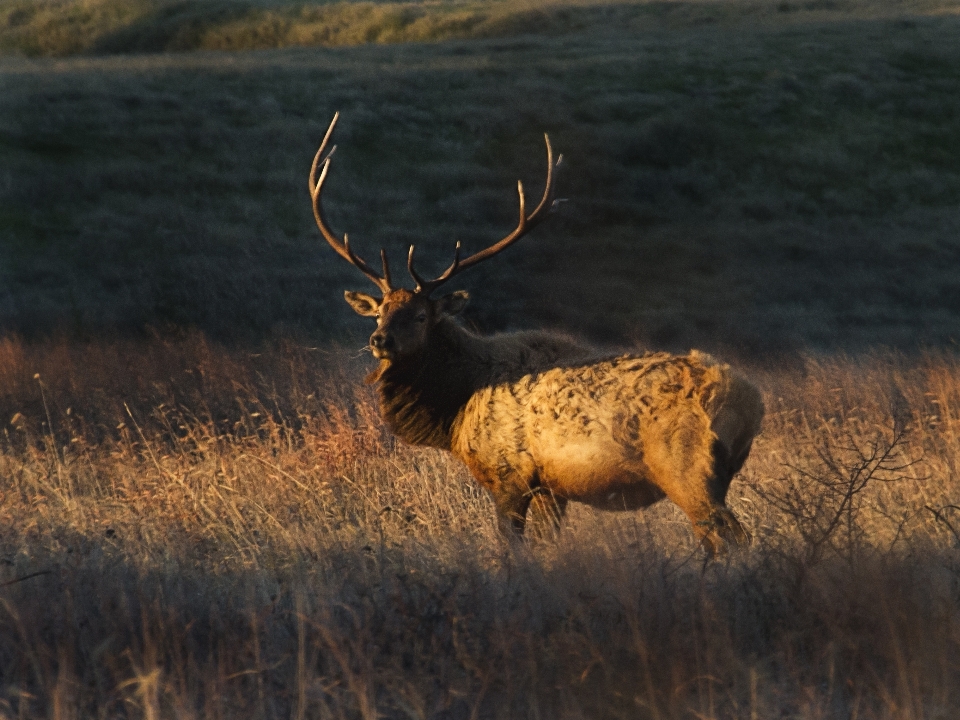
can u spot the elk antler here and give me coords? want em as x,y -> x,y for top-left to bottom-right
407,134 -> 562,296
309,112 -> 393,294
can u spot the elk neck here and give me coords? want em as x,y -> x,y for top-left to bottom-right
371,317 -> 486,450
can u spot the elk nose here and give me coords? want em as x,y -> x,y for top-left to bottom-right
370,332 -> 394,351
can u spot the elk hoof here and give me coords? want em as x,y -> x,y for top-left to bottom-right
698,508 -> 751,558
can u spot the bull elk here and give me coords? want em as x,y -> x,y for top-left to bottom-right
309,113 -> 764,555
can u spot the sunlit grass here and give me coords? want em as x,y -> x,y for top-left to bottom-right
3,0 -> 960,57
2,2 -> 960,716
0,334 -> 959,717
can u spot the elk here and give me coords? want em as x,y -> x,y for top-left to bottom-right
308,113 -> 764,555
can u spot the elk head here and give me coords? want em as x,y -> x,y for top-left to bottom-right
309,112 -> 562,364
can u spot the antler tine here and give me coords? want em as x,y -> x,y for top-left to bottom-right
407,133 -> 560,295
380,248 -> 392,289
407,241 -> 461,295
309,112 -> 393,294
308,110 -> 340,194
524,134 -> 557,222
407,245 -> 426,292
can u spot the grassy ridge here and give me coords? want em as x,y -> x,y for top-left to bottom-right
2,0 -> 960,57
0,0 -> 499,57
0,335 -> 957,718
3,12 -> 960,350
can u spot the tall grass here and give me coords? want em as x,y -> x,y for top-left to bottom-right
1,334 -> 959,718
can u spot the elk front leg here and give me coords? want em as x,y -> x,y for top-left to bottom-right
461,452 -> 538,540
656,487 -> 749,557
700,440 -> 752,553
493,487 -> 533,539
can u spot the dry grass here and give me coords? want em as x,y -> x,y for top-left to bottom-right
0,334 -> 959,718
3,8 -> 960,713
2,2 -> 959,717
4,0 -> 959,58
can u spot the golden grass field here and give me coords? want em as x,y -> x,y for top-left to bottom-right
1,335 -> 959,719
2,0 -> 960,718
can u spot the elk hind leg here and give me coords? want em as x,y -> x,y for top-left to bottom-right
652,427 -> 749,557
694,439 -> 751,554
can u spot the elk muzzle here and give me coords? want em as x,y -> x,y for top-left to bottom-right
369,330 -> 396,358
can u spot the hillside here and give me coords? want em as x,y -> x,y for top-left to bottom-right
1,1 -> 959,352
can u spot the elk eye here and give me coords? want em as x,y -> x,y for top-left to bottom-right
416,313 -> 427,323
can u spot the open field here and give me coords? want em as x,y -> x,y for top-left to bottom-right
0,336 -> 959,718
2,1 -> 960,351
3,1 -> 960,718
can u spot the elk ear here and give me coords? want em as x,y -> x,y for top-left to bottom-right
436,290 -> 469,317
344,291 -> 381,317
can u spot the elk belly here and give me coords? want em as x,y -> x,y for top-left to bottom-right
529,429 -> 665,510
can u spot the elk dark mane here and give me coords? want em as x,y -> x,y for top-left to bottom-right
374,318 -> 591,449
374,318 -> 479,449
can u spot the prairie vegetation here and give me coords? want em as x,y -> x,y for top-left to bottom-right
2,1 -> 960,717
0,334 -> 959,718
